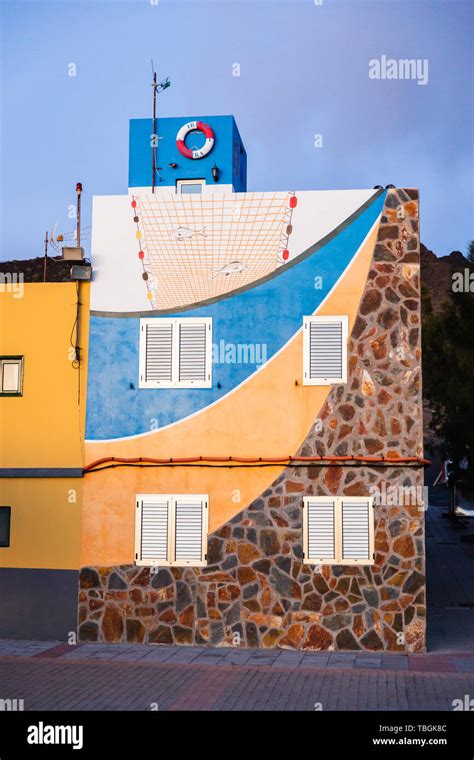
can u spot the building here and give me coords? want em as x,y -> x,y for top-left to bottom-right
0,259 -> 90,639
77,114 -> 424,650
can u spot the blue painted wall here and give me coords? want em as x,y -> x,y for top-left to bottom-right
86,194 -> 385,440
129,115 -> 247,191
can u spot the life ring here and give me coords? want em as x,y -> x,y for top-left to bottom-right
176,121 -> 215,159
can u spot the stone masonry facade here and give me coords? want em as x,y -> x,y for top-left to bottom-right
78,189 -> 425,651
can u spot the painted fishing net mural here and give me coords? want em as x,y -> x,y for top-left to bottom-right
130,191 -> 297,310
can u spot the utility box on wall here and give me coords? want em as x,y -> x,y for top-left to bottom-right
62,247 -> 85,261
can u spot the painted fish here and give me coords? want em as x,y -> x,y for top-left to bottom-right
175,226 -> 207,241
213,261 -> 248,278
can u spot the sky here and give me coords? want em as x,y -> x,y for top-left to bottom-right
0,0 -> 472,260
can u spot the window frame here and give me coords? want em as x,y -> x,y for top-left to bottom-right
0,356 -> 24,396
0,507 -> 11,548
176,179 -> 206,195
303,495 -> 374,566
139,317 -> 212,389
135,494 -> 208,567
302,315 -> 348,386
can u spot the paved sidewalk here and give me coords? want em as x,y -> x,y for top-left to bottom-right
1,638 -> 474,672
1,641 -> 474,710
426,499 -> 474,652
0,650 -> 472,711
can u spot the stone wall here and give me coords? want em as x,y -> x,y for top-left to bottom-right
78,189 -> 425,651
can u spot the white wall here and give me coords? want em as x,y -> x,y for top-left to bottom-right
90,189 -> 375,313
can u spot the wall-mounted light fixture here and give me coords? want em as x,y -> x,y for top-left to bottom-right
70,265 -> 92,281
212,164 -> 219,182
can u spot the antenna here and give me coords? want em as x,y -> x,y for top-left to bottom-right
76,182 -> 83,247
43,230 -> 49,282
151,62 -> 157,193
150,60 -> 171,193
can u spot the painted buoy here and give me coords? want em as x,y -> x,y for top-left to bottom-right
138,251 -> 145,260
133,216 -> 139,223
289,196 -> 297,209
131,200 -> 137,208
176,121 -> 215,160
136,230 -> 142,240
282,250 -> 289,261
147,291 -> 153,301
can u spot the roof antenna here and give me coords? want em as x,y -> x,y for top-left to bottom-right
76,182 -> 83,247
43,230 -> 49,282
150,60 -> 171,193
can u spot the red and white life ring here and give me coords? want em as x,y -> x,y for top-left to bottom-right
176,121 -> 215,159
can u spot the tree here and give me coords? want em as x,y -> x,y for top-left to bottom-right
422,272 -> 474,494
467,240 -> 474,264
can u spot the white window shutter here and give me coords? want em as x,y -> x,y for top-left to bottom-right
304,496 -> 374,565
341,499 -> 371,561
178,321 -> 210,385
305,498 -> 336,561
143,321 -> 173,385
303,316 -> 348,385
136,496 -> 170,564
174,496 -> 208,565
135,494 -> 209,567
139,318 -> 212,388
309,320 -> 342,379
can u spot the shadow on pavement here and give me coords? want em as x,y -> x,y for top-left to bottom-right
426,485 -> 474,652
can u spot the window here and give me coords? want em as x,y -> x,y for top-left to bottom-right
303,316 -> 348,385
0,356 -> 24,396
139,317 -> 212,389
0,507 -> 11,547
303,496 -> 374,565
177,179 -> 205,195
135,494 -> 208,566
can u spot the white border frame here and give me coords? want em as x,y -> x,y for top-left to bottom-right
303,315 -> 348,386
176,179 -> 206,194
303,495 -> 374,566
0,356 -> 24,395
139,317 -> 212,389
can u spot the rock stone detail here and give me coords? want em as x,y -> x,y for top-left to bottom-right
78,189 -> 425,652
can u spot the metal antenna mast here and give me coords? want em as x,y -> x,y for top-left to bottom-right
76,182 -> 83,246
43,230 -> 49,282
150,60 -> 170,193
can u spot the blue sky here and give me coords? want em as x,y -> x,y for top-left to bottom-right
1,0 -> 472,260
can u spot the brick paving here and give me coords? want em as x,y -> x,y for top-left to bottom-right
0,652 -> 473,711
0,642 -> 474,711
1,639 -> 474,672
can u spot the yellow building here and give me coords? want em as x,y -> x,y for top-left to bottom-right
0,265 -> 90,639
